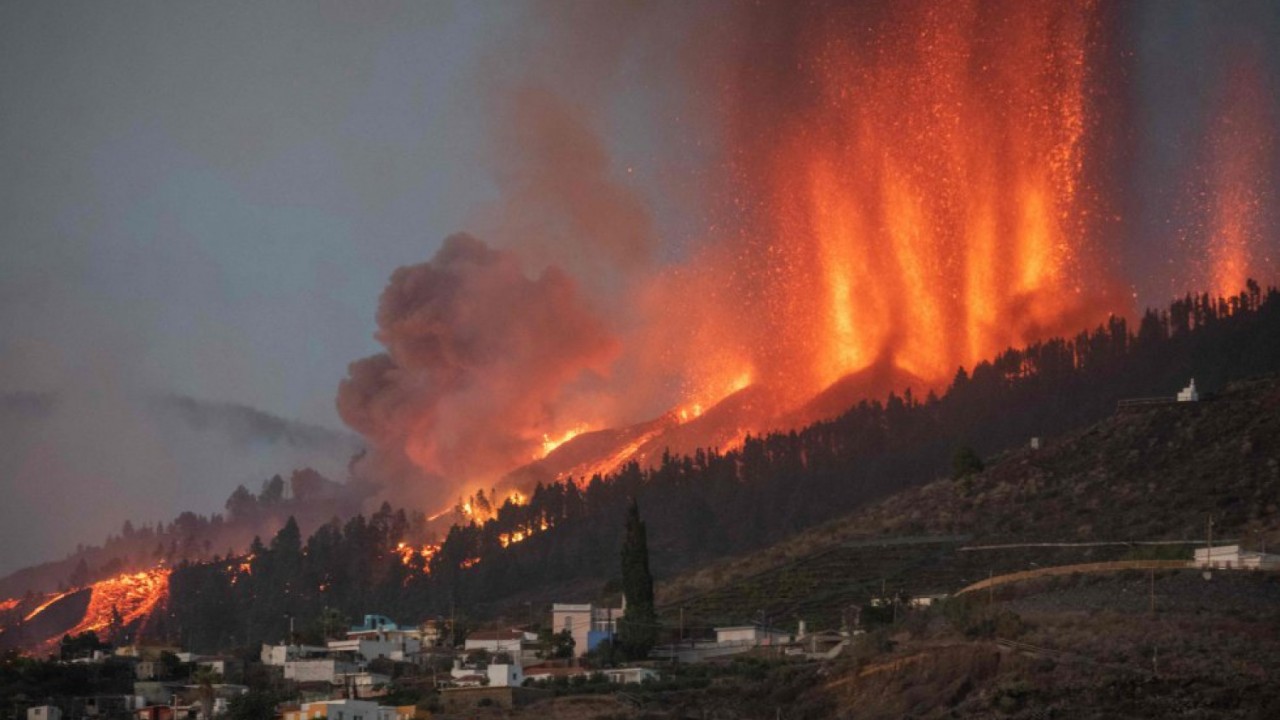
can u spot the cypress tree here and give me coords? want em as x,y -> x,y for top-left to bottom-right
618,498 -> 657,658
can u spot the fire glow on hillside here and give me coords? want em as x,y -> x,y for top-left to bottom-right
335,0 -> 1277,516
2,568 -> 171,655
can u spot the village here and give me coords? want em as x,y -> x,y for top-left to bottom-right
15,534 -> 1280,720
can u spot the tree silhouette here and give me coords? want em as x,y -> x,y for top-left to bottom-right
618,499 -> 656,659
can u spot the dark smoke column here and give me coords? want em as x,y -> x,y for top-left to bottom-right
337,233 -> 617,507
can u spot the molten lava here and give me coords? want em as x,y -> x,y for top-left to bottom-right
719,0 -> 1111,400
538,425 -> 589,459
1203,58 -> 1276,298
63,568 -> 170,639
22,590 -> 74,623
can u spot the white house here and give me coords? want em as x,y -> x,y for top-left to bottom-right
715,626 -> 792,647
652,625 -> 796,663
463,629 -> 537,661
261,644 -> 329,666
27,707 -> 62,720
1194,544 -> 1280,570
487,662 -> 524,688
1177,379 -> 1200,402
602,667 -> 659,684
327,636 -> 418,662
329,615 -> 422,662
550,602 -> 622,657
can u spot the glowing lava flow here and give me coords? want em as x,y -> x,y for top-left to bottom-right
537,424 -> 589,459
65,569 -> 171,638
1203,59 -> 1276,298
713,0 -> 1114,402
21,590 -> 74,623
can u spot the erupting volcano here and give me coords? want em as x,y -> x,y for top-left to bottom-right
333,0 -> 1278,515
734,1 -> 1104,389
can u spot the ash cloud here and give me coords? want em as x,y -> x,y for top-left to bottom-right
335,1 -> 1275,508
337,233 -> 617,506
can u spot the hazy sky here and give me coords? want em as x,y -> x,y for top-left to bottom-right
2,1 -> 514,427
0,1 -> 534,575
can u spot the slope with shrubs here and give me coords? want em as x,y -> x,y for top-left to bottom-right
660,373 -> 1280,631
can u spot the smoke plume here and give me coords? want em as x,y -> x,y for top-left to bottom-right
340,0 -> 1280,506
337,233 -> 617,505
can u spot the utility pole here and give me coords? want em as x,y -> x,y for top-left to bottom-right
1149,568 -> 1155,615
1206,515 -> 1214,567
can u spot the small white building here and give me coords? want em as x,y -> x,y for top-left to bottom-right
1194,544 -> 1280,570
1177,379 -> 1200,402
602,667 -> 659,684
715,626 -> 792,647
486,662 -> 523,687
261,643 -> 329,666
27,707 -> 62,720
327,636 -> 418,662
329,615 -> 422,662
550,603 -> 622,657
909,593 -> 949,608
463,629 -> 537,660
651,625 -> 796,664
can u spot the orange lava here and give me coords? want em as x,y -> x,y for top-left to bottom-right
66,568 -> 170,638
537,424 -> 590,459
22,590 -> 73,623
1204,59 -> 1276,298
727,0 -> 1111,397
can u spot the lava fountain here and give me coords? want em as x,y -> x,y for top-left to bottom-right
1204,57 -> 1277,298
705,0 -> 1120,404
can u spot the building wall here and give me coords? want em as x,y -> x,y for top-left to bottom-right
28,707 -> 62,720
715,627 -> 759,644
487,663 -> 523,687
284,659 -> 357,683
552,604 -> 619,657
299,700 -> 377,720
463,637 -> 523,656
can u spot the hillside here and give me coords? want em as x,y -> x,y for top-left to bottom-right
659,374 -> 1280,631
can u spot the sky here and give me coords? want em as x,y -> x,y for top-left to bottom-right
0,1 -> 1277,578
0,1 -> 530,575
1,1 -> 511,427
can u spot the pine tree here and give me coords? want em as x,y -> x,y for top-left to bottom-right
618,498 -> 657,659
